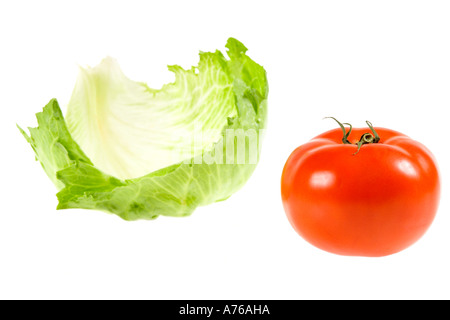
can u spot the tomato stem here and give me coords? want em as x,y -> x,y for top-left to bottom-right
326,117 -> 381,155
366,121 -> 380,143
354,133 -> 375,155
325,117 -> 352,144
353,121 -> 381,155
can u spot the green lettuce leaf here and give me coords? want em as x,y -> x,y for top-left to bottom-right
19,38 -> 268,221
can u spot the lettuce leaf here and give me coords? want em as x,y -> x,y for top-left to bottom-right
19,38 -> 268,221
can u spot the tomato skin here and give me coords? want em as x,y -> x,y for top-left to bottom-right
281,127 -> 440,257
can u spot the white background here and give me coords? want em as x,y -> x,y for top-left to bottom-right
1,0 -> 449,300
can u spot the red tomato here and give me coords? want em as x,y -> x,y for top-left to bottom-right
281,121 -> 440,257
